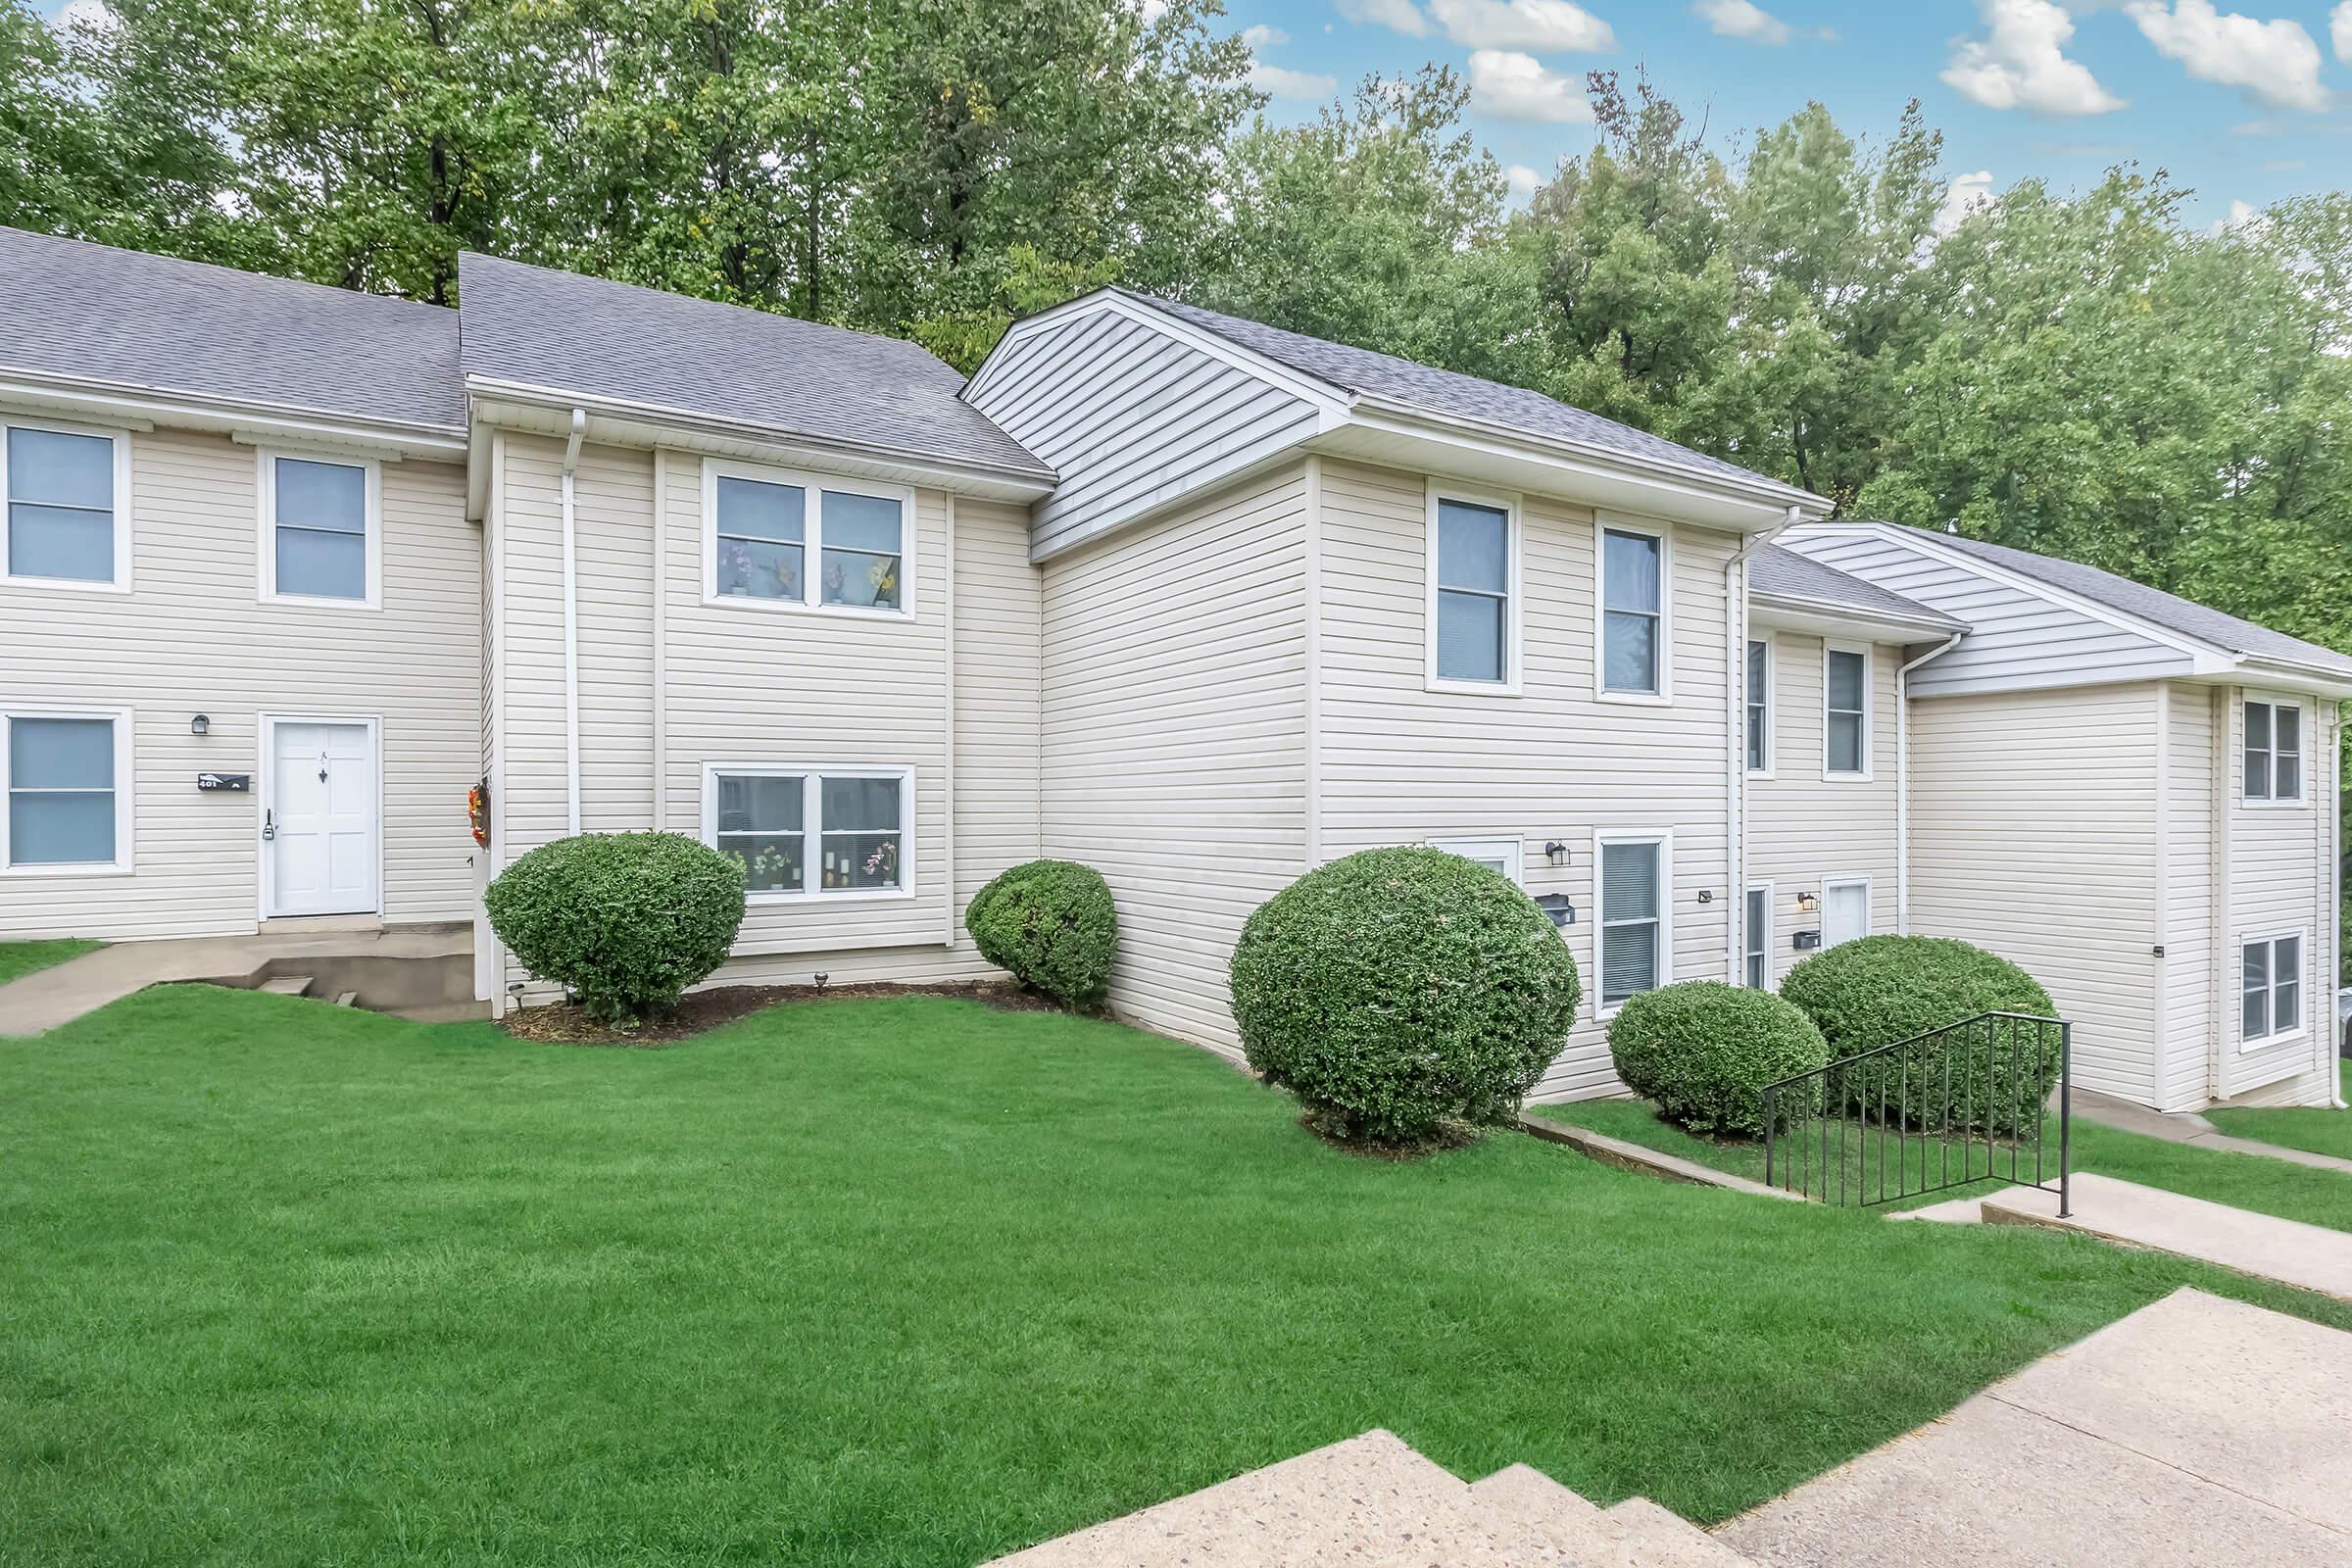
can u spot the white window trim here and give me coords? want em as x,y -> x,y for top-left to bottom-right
0,416 -> 133,594
701,762 -> 915,905
1822,641 -> 1873,781
1424,480 -> 1522,696
1594,514 -> 1673,705
257,448 -> 383,611
1745,635 -> 1774,779
701,457 -> 917,620
2240,693 -> 2305,807
1426,835 -> 1524,885
1592,826 -> 1674,1018
0,705 -> 134,876
1744,880 -> 1775,989
1821,874 -> 1873,949
2236,925 -> 2309,1051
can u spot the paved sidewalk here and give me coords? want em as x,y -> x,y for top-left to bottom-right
2075,1089 -> 2352,1177
1722,1289 -> 2352,1567
1977,1172 -> 2352,1300
0,927 -> 469,1035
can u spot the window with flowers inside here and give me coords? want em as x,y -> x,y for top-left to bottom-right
710,465 -> 906,612
707,766 -> 908,898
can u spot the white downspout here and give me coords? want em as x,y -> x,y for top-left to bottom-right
1725,506 -> 1804,981
1895,629 -> 1965,935
560,408 -> 586,837
2328,708 -> 2345,1106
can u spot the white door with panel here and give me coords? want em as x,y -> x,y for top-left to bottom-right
267,720 -> 378,916
1823,879 -> 1870,949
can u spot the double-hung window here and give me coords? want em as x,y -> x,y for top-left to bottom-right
1600,526 -> 1664,696
263,454 -> 375,605
1598,835 -> 1668,1008
4,422 -> 122,586
1824,647 -> 1868,777
2242,699 -> 2302,803
707,765 -> 909,899
1744,884 -> 1772,989
1431,493 -> 1513,686
2240,932 -> 2304,1045
708,463 -> 908,613
1745,638 -> 1772,773
3,710 -> 128,871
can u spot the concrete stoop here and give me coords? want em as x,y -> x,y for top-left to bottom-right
984,1431 -> 1755,1566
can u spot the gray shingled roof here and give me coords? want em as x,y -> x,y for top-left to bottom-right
459,254 -> 1051,479
1749,544 -> 1967,629
1918,527 -> 2352,677
0,225 -> 464,431
1128,291 -> 1815,501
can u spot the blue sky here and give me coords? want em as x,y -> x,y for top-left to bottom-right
1222,0 -> 2352,228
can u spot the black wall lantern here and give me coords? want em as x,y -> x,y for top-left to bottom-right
189,713 -> 210,736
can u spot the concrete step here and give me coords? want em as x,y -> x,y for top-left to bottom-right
1603,1497 -> 1755,1566
984,1430 -> 1586,1566
1886,1195 -> 1984,1224
257,975 -> 313,998
332,991 -> 359,1008
383,999 -> 494,1024
1468,1463 -> 1618,1557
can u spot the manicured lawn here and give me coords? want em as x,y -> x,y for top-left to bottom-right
0,938 -> 101,986
2207,1062 -> 2352,1161
6,989 -> 2350,1566
1537,1095 -> 2352,1234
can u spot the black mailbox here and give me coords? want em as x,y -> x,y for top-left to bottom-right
1534,894 -> 1576,928
1791,929 -> 1823,951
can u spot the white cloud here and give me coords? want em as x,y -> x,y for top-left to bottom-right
1941,0 -> 2127,116
1137,0 -> 1168,25
2334,2 -> 2352,64
1506,164 -> 1544,202
1935,170 -> 1997,234
1241,24 -> 1289,47
1249,62 -> 1341,98
2124,2 -> 2328,113
1466,48 -> 1595,122
2210,197 -> 2258,234
1338,0 -> 1432,37
1694,0 -> 1790,45
1430,0 -> 1616,52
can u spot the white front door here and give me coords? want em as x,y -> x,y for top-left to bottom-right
268,719 -> 378,916
1823,879 -> 1870,949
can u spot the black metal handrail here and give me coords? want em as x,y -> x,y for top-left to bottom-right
1760,1010 -> 2071,1212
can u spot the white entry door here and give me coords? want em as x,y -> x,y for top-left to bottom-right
1823,879 -> 1870,949
267,719 -> 378,916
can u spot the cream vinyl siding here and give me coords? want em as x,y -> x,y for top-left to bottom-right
1314,459 -> 1736,1100
1786,530 -> 2193,697
2217,687 -> 2335,1102
1906,682 -> 2160,1102
2158,683 -> 2216,1110
1744,629 -> 1902,987
0,424 -> 477,939
1039,462 -> 1310,1053
488,438 -> 1041,1000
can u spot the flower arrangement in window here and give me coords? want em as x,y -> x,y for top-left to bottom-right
720,539 -> 801,601
823,555 -> 900,609
863,840 -> 897,879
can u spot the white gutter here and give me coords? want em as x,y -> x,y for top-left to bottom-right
1725,507 -> 1804,980
1895,629 -> 1967,934
561,407 -> 586,837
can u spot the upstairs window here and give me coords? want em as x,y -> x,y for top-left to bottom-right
1431,494 -> 1513,686
2240,932 -> 2304,1045
4,423 -> 122,586
1745,637 -> 1772,773
707,766 -> 908,899
709,463 -> 907,613
1601,526 -> 1663,696
1598,835 -> 1667,1008
2243,699 -> 2302,803
1824,647 -> 1869,776
264,455 -> 375,605
4,710 -> 127,870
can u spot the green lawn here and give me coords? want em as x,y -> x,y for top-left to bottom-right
6,989 -> 2350,1567
1537,1095 -> 2352,1234
0,938 -> 101,986
2206,1063 -> 2352,1161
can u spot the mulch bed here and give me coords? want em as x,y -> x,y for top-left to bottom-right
500,978 -> 1074,1047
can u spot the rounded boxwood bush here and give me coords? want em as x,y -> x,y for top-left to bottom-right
965,858 -> 1117,1005
1229,846 -> 1582,1148
485,832 -> 747,1025
1608,981 -> 1828,1138
1779,935 -> 2057,1134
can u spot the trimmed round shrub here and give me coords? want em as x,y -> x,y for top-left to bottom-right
965,858 -> 1118,1005
1608,981 -> 1829,1138
1229,846 -> 1582,1147
486,832 -> 747,1025
1779,935 -> 2057,1134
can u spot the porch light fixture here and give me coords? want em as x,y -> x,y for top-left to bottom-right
1544,841 -> 1568,866
190,713 -> 210,736
1795,890 -> 1819,913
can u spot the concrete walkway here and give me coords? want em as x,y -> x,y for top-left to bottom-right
0,926 -> 470,1035
2075,1088 -> 2352,1177
1974,1172 -> 2352,1301
1721,1289 -> 2352,1566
